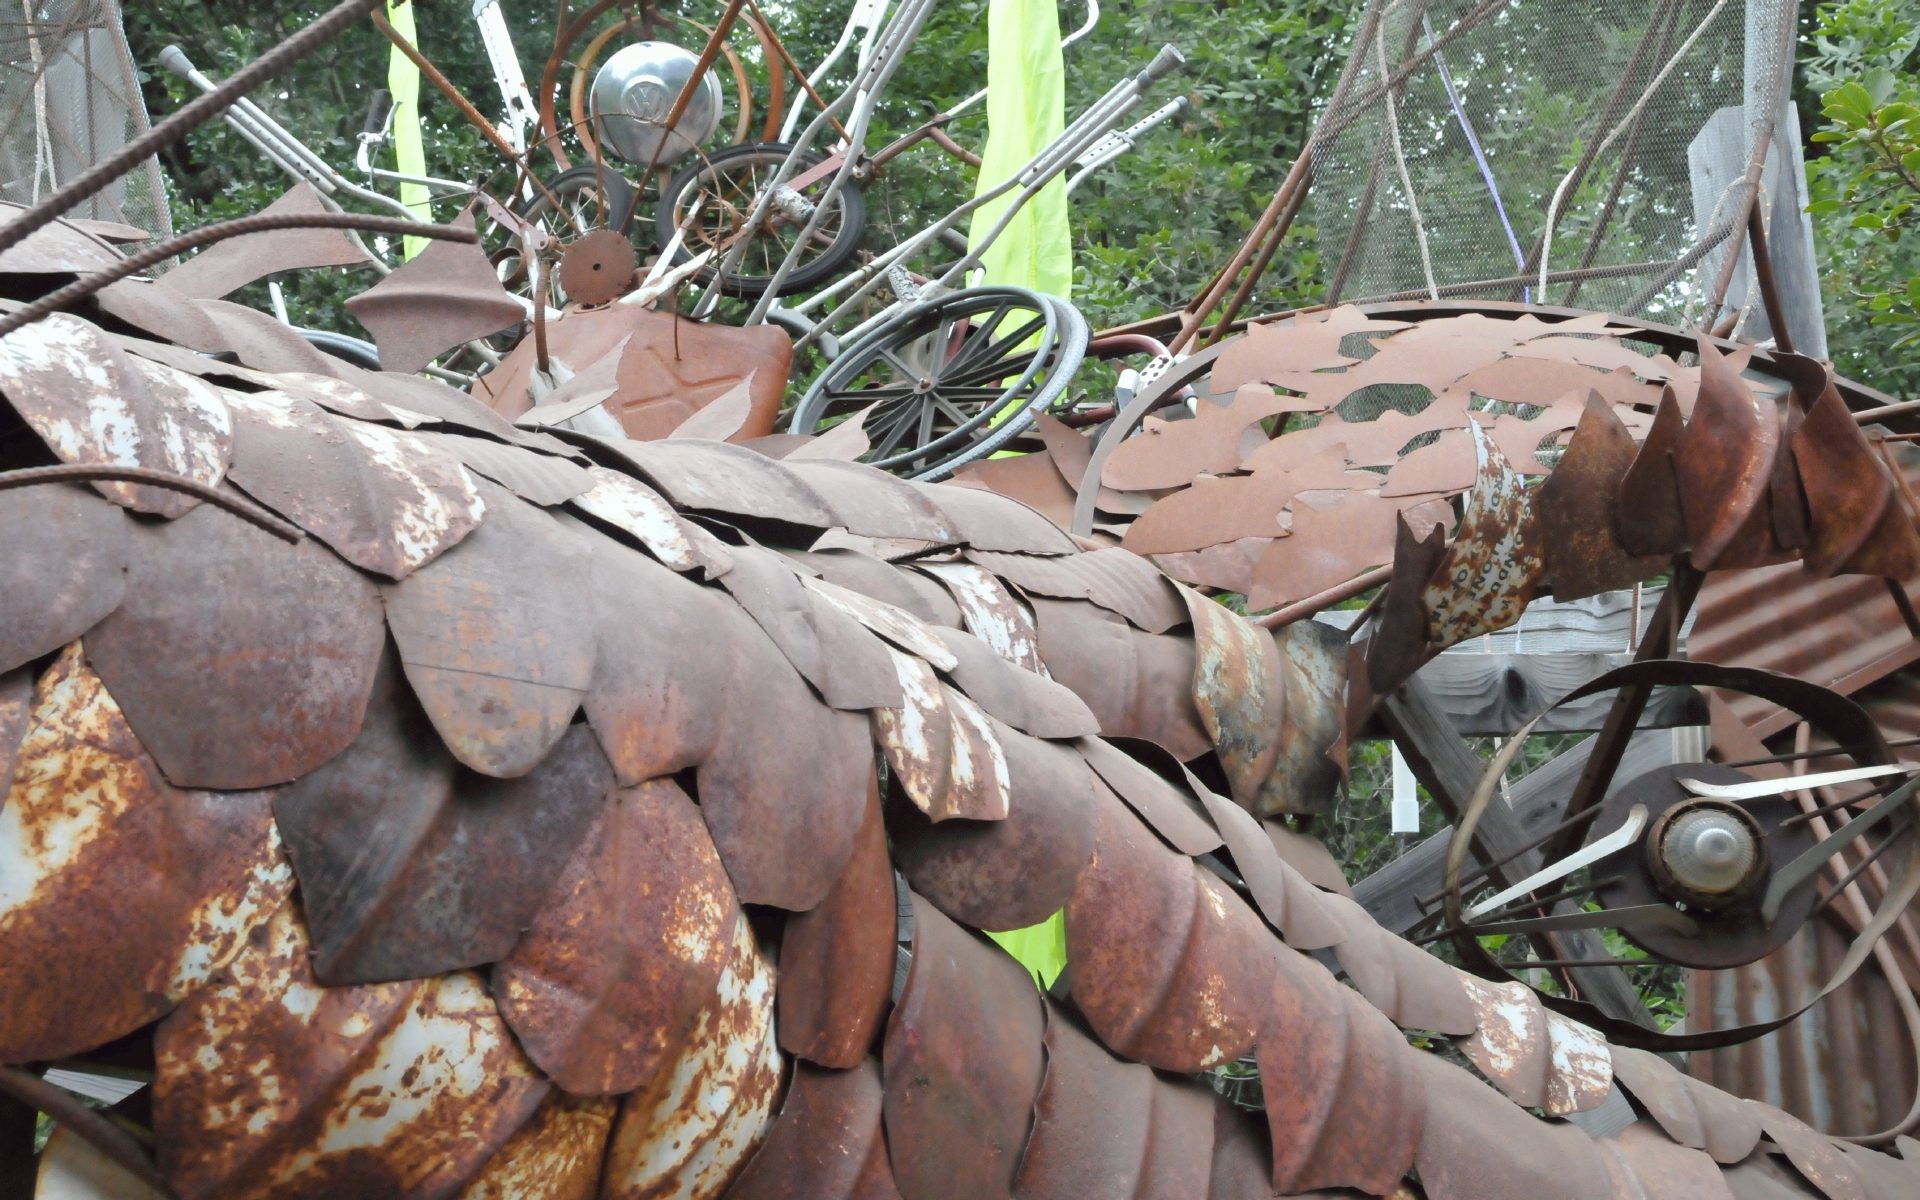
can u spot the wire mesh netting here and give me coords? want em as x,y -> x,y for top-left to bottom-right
1307,0 -> 1807,334
0,0 -> 170,242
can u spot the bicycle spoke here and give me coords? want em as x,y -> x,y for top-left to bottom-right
878,347 -> 928,386
872,400 -> 927,459
942,351 -> 1040,389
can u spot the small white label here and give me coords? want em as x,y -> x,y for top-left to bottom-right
1390,744 -> 1420,834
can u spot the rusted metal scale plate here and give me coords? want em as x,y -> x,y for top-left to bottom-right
0,480 -> 127,675
1456,973 -> 1552,1108
779,458 -> 960,544
725,1058 -> 901,1200
1064,785 -> 1271,1071
1180,759 -> 1344,950
1422,420 -> 1546,652
160,181 -> 373,301
1318,893 -> 1475,1034
916,562 -> 1046,673
1031,597 -> 1212,761
1266,617 -> 1347,816
1610,1045 -> 1707,1150
1179,586 -> 1286,811
1674,339 -> 1780,571
888,719 -> 1096,932
0,201 -> 132,272
1752,1105 -> 1870,1200
1101,389 -> 1299,492
1603,1122 -> 1738,1200
1209,305 -> 1412,393
965,548 -> 1188,634
457,1090 -> 619,1200
1075,735 -> 1223,857
1009,1001 -> 1157,1200
494,776 -> 736,1095
1538,393 -> 1669,601
0,668 -> 26,793
778,775 -> 895,1069
382,477 -> 596,778
870,648 -> 1010,824
883,891 -> 1046,1200
1264,820 -> 1351,896
1543,1011 -> 1614,1116
153,903 -> 550,1200
580,531 -> 733,786
914,482 -> 1079,554
933,627 -> 1100,739
1245,491 -> 1453,613
1722,1155 -> 1832,1199
1411,1050 -> 1614,1200
570,464 -> 734,578
343,211 -> 527,375
1618,386 -> 1689,557
222,389 -> 487,580
1134,1075 -> 1219,1198
1793,374 -> 1920,579
701,609 -> 873,910
416,429 -> 595,508
585,436 -> 837,527
1838,1143 -> 1920,1200
719,545 -> 902,712
1366,510 -> 1449,697
1207,1100 -> 1276,1200
85,492 -> 386,790
804,577 -> 961,670
1679,1070 -> 1762,1164
1257,946 -> 1424,1195
274,649 -> 614,986
0,644 -> 293,1063
784,549 -> 953,625
600,910 -> 783,1200
0,314 -> 232,518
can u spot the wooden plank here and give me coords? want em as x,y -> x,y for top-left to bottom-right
1415,652 -> 1708,735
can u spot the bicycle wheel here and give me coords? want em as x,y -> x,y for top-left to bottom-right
790,287 -> 1089,480
656,142 -> 866,298
490,164 -> 641,300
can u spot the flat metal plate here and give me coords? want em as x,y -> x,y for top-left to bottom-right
725,1058 -> 900,1200
912,482 -> 1078,554
0,480 -> 126,675
1413,1050 -> 1613,1200
159,181 -> 372,300
933,626 -> 1099,740
344,209 -> 525,374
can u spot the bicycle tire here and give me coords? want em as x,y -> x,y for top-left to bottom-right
656,142 -> 866,298
912,295 -> 1091,479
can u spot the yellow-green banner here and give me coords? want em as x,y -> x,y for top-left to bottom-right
966,0 -> 1072,299
386,0 -> 430,259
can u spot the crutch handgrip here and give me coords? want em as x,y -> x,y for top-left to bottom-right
1141,44 -> 1185,83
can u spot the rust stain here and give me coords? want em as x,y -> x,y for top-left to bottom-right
1179,585 -> 1285,811
871,649 -> 955,818
454,1090 -> 618,1200
1454,972 -> 1551,1109
569,464 -> 734,578
1423,420 -> 1546,651
1542,1011 -> 1613,1116
600,910 -> 783,1200
916,562 -> 1045,673
804,577 -> 960,671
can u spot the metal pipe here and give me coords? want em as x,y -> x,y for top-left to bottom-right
1253,563 -> 1393,628
1746,199 -> 1794,352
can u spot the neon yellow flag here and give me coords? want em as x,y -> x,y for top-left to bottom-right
386,0 -> 430,259
967,0 -> 1071,300
987,909 -> 1067,991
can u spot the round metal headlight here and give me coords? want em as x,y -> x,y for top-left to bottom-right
589,41 -> 722,167
1645,799 -> 1767,910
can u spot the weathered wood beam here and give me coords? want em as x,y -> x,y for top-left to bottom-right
1414,652 -> 1707,735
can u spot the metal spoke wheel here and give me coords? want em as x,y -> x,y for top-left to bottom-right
489,164 -> 641,305
656,142 -> 866,298
788,287 -> 1089,480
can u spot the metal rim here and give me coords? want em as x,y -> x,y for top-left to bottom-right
922,295 -> 1091,479
657,142 -> 866,298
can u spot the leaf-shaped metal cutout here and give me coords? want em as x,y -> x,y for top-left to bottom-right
1537,392 -> 1667,601
1673,337 -> 1779,570
1422,420 -> 1545,652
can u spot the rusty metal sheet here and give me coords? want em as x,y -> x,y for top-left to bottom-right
559,227 -> 640,306
719,543 -> 831,701
1674,337 -> 1781,571
701,609 -> 873,909
1545,1011 -> 1614,1116
1723,1155 -> 1831,1199
95,281 -> 235,357
804,576 -> 960,670
1180,585 -> 1286,811
494,776 -> 736,1094
0,478 -> 127,675
414,428 -> 594,507
726,1058 -> 901,1200
1268,616 -> 1348,816
1367,510 -> 1450,697
198,297 -> 359,376
1209,305 -> 1412,393
1752,1105 -> 1869,1200
670,374 -> 762,443
0,201 -> 128,273
1030,597 -> 1213,760
1258,946 -> 1425,1194
273,651 -> 614,986
571,464 -> 734,578
1119,445 -> 1362,555
889,718 -> 1096,931
1135,1075 -> 1218,1198
1838,1144 -> 1920,1200
0,643 -> 292,1063
1010,1000 -> 1157,1200
85,493 -> 385,790
1794,373 -> 1920,579
0,314 -> 232,518
578,435 -> 837,527
914,481 -> 1079,554
916,562 -> 1046,671
1456,972 -> 1553,1108
951,452 -> 1081,531
457,1090 -> 618,1200
1617,385 -> 1690,557
222,389 -> 487,580
785,548 -> 953,625
965,547 -> 1188,634
883,891 -> 1046,1200
347,214 -> 526,374
1382,425 -> 1476,497
1539,392 -> 1669,601
778,775 -> 895,1069
806,584 -> 911,711
1318,892 -> 1475,1032
1686,1074 -> 1764,1164
1422,419 -> 1545,651
1075,735 -> 1223,857
0,668 -> 25,794
1064,785 -> 1271,1071
1603,1122 -> 1736,1200
1611,1045 -> 1708,1150
349,366 -> 564,450
1207,1099 -> 1276,1200
872,648 -> 1009,824
599,909 -> 782,1200
1101,390 -> 1297,492
932,627 -> 1100,740
1246,490 -> 1453,612
1174,753 -> 1344,950
153,902 -> 549,1200
779,458 -> 961,544
1413,1049 -> 1614,1200
160,182 -> 373,301
1264,820 -> 1351,895
580,530 -> 731,786
382,476 -> 596,778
